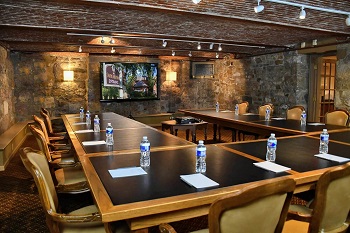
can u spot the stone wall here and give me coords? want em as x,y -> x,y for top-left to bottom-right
336,44 -> 350,110
11,52 -> 88,122
0,45 -> 15,134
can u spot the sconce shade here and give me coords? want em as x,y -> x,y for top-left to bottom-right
63,70 -> 74,81
166,71 -> 177,81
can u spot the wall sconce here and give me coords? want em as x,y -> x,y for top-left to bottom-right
166,71 -> 177,81
63,70 -> 74,81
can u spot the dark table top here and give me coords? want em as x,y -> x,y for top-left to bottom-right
90,145 -> 287,205
222,136 -> 350,173
76,127 -> 193,153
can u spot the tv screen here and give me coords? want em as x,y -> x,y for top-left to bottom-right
100,62 -> 160,102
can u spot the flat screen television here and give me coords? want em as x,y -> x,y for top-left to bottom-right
100,62 -> 160,102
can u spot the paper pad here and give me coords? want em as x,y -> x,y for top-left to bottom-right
109,167 -> 147,178
82,140 -> 106,146
307,123 -> 325,126
253,161 -> 291,173
75,129 -> 94,133
315,153 -> 350,163
180,173 -> 219,189
72,122 -> 87,125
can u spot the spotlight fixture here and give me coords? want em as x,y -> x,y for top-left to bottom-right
101,36 -> 105,44
254,0 -> 264,13
197,43 -> 201,50
109,37 -> 115,44
111,47 -> 116,53
216,53 -> 219,59
312,39 -> 318,46
346,15 -> 350,26
78,46 -> 82,53
218,44 -> 222,51
209,43 -> 214,50
192,0 -> 201,4
172,50 -> 175,56
188,51 -> 192,57
299,6 -> 306,19
162,40 -> 167,47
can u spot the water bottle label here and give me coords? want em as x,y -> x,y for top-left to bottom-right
267,140 -> 277,148
140,144 -> 150,152
321,135 -> 329,141
106,128 -> 113,134
80,108 -> 84,113
94,119 -> 99,124
196,150 -> 206,157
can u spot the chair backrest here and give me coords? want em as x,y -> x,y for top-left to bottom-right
324,109 -> 350,126
33,115 -> 51,144
258,103 -> 274,116
237,101 -> 249,115
20,147 -> 59,214
40,109 -> 54,134
308,163 -> 350,233
41,107 -> 50,117
208,176 -> 295,233
286,106 -> 305,120
28,124 -> 53,163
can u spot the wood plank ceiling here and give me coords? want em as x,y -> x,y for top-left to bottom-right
0,0 -> 350,59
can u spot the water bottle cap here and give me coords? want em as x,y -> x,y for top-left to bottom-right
198,140 -> 204,144
323,129 -> 327,132
143,136 -> 148,140
95,115 -> 98,117
271,133 -> 275,137
108,123 -> 111,126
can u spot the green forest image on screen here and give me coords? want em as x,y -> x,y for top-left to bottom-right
101,62 -> 159,101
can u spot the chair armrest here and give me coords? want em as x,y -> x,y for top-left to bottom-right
56,181 -> 90,193
49,210 -> 102,223
287,210 -> 312,222
159,223 -> 177,233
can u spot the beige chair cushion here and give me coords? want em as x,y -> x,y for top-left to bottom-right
191,229 -> 209,233
286,107 -> 303,120
55,166 -> 87,185
283,220 -> 309,233
325,111 -> 349,126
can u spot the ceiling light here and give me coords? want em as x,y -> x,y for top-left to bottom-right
78,46 -> 82,53
216,53 -> 219,59
188,51 -> 192,57
299,6 -> 306,19
111,47 -> 115,53
312,39 -> 318,46
162,40 -> 167,47
346,15 -> 350,26
192,0 -> 201,4
172,50 -> 175,56
101,36 -> 105,44
197,43 -> 201,50
209,43 -> 214,50
218,44 -> 222,51
109,37 -> 115,44
254,0 -> 264,13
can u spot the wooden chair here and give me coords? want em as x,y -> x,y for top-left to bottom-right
286,106 -> 305,120
20,147 -> 129,233
159,176 -> 296,233
28,124 -> 88,194
283,163 -> 350,233
40,108 -> 67,136
33,115 -> 71,151
239,103 -> 274,141
237,101 -> 249,115
324,109 -> 350,126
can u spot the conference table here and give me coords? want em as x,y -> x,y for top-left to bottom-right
62,112 -> 350,233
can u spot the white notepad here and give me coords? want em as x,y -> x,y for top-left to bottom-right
82,140 -> 106,146
271,117 -> 286,120
108,167 -> 147,178
180,174 -> 219,189
75,129 -> 94,134
307,123 -> 325,126
315,153 -> 350,163
72,122 -> 87,125
253,161 -> 291,173
220,110 -> 232,113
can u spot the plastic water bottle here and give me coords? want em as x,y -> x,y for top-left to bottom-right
319,129 -> 329,154
235,104 -> 239,115
196,140 -> 207,173
300,110 -> 307,125
106,123 -> 114,146
140,136 -> 150,167
265,107 -> 271,121
266,133 -> 277,162
79,107 -> 84,119
93,115 -> 100,132
86,110 -> 91,125
215,102 -> 220,112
